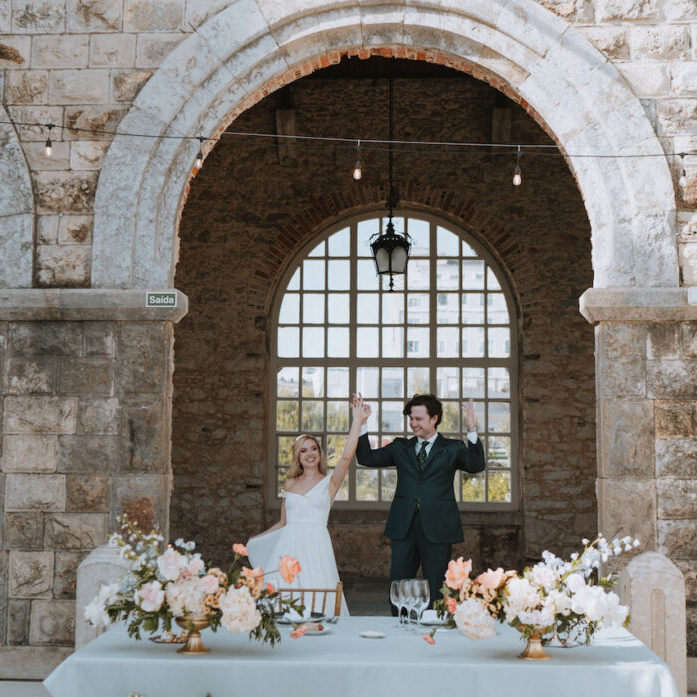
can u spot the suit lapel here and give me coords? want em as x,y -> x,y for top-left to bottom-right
423,433 -> 446,473
406,436 -> 420,473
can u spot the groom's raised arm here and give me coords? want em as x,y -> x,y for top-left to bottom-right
456,436 -> 486,473
355,427 -> 395,468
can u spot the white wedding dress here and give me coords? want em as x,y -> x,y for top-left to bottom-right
246,475 -> 349,616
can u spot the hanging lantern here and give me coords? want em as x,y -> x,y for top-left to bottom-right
371,217 -> 411,290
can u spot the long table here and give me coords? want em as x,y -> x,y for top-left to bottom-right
44,616 -> 679,697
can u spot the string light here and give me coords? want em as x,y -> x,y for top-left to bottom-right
679,153 -> 687,188
352,140 -> 362,180
44,123 -> 54,157
512,145 -> 522,186
195,136 -> 204,169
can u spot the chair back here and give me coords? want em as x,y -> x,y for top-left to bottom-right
276,582 -> 343,616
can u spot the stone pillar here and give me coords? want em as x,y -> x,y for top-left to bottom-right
581,288 -> 697,660
0,289 -> 187,678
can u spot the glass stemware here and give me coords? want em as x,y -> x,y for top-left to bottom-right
390,580 -> 404,626
398,579 -> 412,628
413,580 -> 431,631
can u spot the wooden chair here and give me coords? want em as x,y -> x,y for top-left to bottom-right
276,582 -> 343,616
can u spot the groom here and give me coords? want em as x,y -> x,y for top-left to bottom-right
356,394 -> 485,611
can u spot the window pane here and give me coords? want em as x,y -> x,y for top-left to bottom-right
287,268 -> 300,290
326,435 -> 346,467
487,267 -> 501,290
462,472 -> 485,502
462,293 -> 484,324
356,469 -> 378,501
488,367 -> 510,398
437,327 -> 459,357
328,227 -> 350,256
437,367 -> 459,399
308,241 -> 325,257
303,260 -> 325,290
327,367 -> 349,398
462,367 -> 485,399
334,476 -> 349,501
408,218 -> 429,255
488,470 -> 511,502
277,400 -> 298,431
277,367 -> 299,397
381,274 -> 404,291
441,401 -> 459,432
327,327 -> 350,357
488,327 -> 510,358
462,326 -> 484,357
488,293 -> 509,323
357,219 -> 379,256
462,240 -> 477,257
357,327 -> 379,357
382,327 -> 404,358
327,401 -> 349,432
462,260 -> 485,289
327,294 -> 349,324
381,469 -> 397,501
279,293 -> 299,324
487,435 -> 511,467
436,259 -> 459,290
437,226 -> 460,256
437,293 -> 458,324
278,436 -> 295,467
407,259 -> 429,290
302,367 -> 324,397
472,400 -> 485,431
356,367 -> 379,398
381,401 -> 404,432
407,327 -> 429,358
302,327 -> 324,357
382,293 -> 404,324
488,402 -> 510,433
303,293 -> 324,324
357,293 -> 379,323
407,367 -> 429,395
302,400 -> 324,431
382,368 -> 404,398
278,327 -> 299,357
407,294 -> 429,324
328,260 -> 350,290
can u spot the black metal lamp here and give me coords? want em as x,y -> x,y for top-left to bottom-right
371,78 -> 410,291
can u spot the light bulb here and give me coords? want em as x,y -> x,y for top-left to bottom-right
680,171 -> 687,188
352,159 -> 362,181
195,150 -> 203,169
45,137 -> 52,157
512,166 -> 521,186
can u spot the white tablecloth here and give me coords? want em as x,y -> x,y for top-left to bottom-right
44,617 -> 679,697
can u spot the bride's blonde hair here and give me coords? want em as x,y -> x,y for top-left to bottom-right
288,435 -> 327,479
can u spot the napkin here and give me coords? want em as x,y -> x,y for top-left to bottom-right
420,610 -> 445,624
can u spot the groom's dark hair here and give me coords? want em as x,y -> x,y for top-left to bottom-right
403,394 -> 443,426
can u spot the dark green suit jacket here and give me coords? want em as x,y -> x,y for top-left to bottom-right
356,433 -> 486,544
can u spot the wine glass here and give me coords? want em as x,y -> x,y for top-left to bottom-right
398,579 -> 412,628
413,580 -> 431,631
390,580 -> 404,626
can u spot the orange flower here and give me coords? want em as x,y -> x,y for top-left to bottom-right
445,557 -> 472,590
446,596 -> 458,614
279,555 -> 301,584
422,633 -> 436,645
474,568 -> 506,590
266,583 -> 276,594
290,624 -> 308,639
241,566 -> 263,581
233,543 -> 248,556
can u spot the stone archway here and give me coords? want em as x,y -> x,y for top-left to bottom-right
0,105 -> 35,288
91,0 -> 678,290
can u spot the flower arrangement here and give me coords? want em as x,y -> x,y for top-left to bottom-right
85,517 -> 301,648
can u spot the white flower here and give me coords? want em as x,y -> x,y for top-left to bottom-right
548,589 -> 572,616
219,586 -> 262,633
157,548 -> 188,581
565,572 -> 586,594
504,577 -> 540,622
97,582 -> 120,606
517,599 -> 555,629
135,580 -> 165,613
530,563 -> 557,591
453,598 -> 496,640
85,596 -> 110,627
602,592 -> 629,627
581,538 -> 589,546
165,578 -> 207,617
571,585 -> 607,622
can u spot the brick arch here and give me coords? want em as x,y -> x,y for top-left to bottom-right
92,0 -> 677,289
0,106 -> 35,288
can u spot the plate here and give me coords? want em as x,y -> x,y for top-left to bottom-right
360,630 -> 385,639
304,626 -> 332,636
277,611 -> 327,625
149,633 -> 186,644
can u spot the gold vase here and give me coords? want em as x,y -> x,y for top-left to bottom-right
518,631 -> 551,660
175,614 -> 211,655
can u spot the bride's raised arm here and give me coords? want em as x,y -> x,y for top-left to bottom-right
329,394 -> 371,501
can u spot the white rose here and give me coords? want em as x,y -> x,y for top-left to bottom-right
548,589 -> 572,615
85,595 -> 110,627
219,586 -> 262,633
530,563 -> 557,591
157,548 -> 187,582
453,598 -> 496,640
135,580 -> 165,613
565,572 -> 586,594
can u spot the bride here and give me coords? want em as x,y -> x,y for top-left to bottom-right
247,394 -> 371,616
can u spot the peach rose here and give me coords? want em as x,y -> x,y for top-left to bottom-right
266,583 -> 276,594
290,624 -> 308,639
474,568 -> 506,591
422,632 -> 436,645
279,555 -> 301,584
446,596 -> 458,614
233,543 -> 248,556
445,557 -> 472,590
241,566 -> 264,581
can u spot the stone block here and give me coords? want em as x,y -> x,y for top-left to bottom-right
32,35 -> 88,68
44,513 -> 106,550
111,68 -> 152,102
12,1 -> 65,33
0,0 -> 8,31
679,323 -> 697,358
1,215 -> 34,288
0,35 -> 30,69
57,215 -> 92,244
655,401 -> 697,438
54,551 -> 86,598
120,399 -> 166,472
658,479 -> 697,519
595,0 -> 658,20
36,216 -> 59,245
66,0 -> 121,32
617,63 -> 669,97
64,105 -> 126,140
89,33 -> 136,67
647,323 -> 679,360
658,100 -> 697,137
598,399 -> 654,478
7,358 -> 55,395
70,140 -> 109,171
664,0 -> 697,20
597,477 -> 656,549
656,438 -> 697,478
58,435 -> 119,472
688,606 -> 697,657
647,360 -> 697,399
582,26 -> 629,60
2,435 -> 59,472
676,561 -> 697,603
29,599 -> 75,645
8,599 -> 31,644
67,474 -> 108,512
596,323 -> 646,398
22,141 -> 71,171
49,69 -> 109,104
135,32 -> 181,67
658,519 -> 697,558
630,26 -> 691,61
5,70 -> 48,104
117,323 -> 166,393
672,63 -> 697,97
124,0 -> 183,31
83,323 -> 115,356
5,474 -> 66,511
3,513 -> 43,551
9,322 -> 82,356
58,357 -> 114,395
36,245 -> 91,287
3,396 -> 77,435
8,551 -> 53,598
77,397 -> 119,435
6,105 -> 63,141
112,475 -> 168,534
34,171 -> 99,215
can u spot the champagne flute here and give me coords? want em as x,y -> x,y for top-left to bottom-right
402,579 -> 418,630
398,579 -> 411,628
390,580 -> 403,626
414,580 -> 430,631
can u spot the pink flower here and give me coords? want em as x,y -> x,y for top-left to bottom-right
474,568 -> 506,590
279,556 -> 301,584
135,581 -> 165,613
157,547 -> 187,581
445,557 -> 472,590
446,597 -> 458,614
290,624 -> 308,639
187,557 -> 205,577
241,566 -> 263,580
200,574 -> 219,594
422,632 -> 436,645
233,543 -> 248,556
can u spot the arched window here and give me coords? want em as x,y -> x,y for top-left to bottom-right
270,211 -> 517,509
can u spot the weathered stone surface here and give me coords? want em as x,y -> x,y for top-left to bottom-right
44,513 -> 106,550
117,323 -> 166,393
4,512 -> 44,551
120,399 -> 166,472
4,70 -> 48,104
12,1 -> 66,33
582,26 -> 629,60
617,63 -> 669,98
647,323 -> 679,360
658,519 -> 697,558
658,479 -> 697,519
647,360 -> 697,399
676,560 -> 697,603
3,396 -> 77,434
0,35 -> 29,68
656,438 -> 697,478
596,323 -> 647,398
70,140 -> 109,170
49,69 -> 109,104
6,105 -> 63,141
64,105 -> 126,140
2,435 -> 59,472
111,68 -> 152,102
32,34 -> 88,68
672,63 -> 697,97
53,551 -> 86,598
8,599 -> 31,645
655,401 -> 697,438
135,32 -> 181,67
66,0 -> 121,32
83,323 -> 115,356
5,473 -> 66,511
597,478 -> 656,548
8,552 -> 53,598
59,358 -> 114,395
630,26 -> 691,61
679,323 -> 697,358
595,0 -> 658,20
7,358 -> 55,395
9,322 -> 81,356
112,475 -> 168,534
36,216 -> 58,245
34,171 -> 98,215
658,100 -> 697,137
89,33 -> 135,67
23,141 -> 71,171
29,599 -> 74,645
124,0 -> 183,32
67,474 -> 108,512
598,399 -> 654,477
57,215 -> 92,244
58,435 -> 119,472
664,0 -> 697,20
77,397 -> 119,435
36,245 -> 91,287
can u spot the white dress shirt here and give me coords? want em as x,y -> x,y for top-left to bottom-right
359,424 -> 478,447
